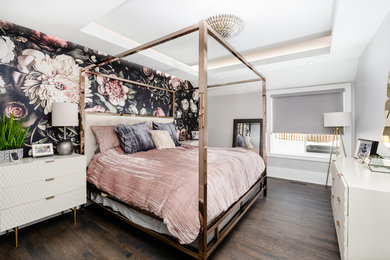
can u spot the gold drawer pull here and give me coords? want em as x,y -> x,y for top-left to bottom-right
45,178 -> 55,182
337,197 -> 341,203
46,196 -> 55,200
337,173 -> 343,177
45,160 -> 55,163
336,220 -> 340,228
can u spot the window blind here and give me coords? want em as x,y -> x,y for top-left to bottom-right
272,89 -> 344,134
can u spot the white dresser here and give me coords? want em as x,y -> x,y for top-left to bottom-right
331,157 -> 390,259
0,154 -> 86,247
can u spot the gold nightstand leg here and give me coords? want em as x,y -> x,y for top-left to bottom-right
73,207 -> 77,225
14,227 -> 18,248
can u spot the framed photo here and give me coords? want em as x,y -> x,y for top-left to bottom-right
191,131 -> 199,140
353,139 -> 378,162
32,143 -> 54,158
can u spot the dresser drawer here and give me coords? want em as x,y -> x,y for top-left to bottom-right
0,173 -> 85,210
331,162 -> 348,216
0,156 -> 86,188
335,217 -> 348,260
0,188 -> 86,232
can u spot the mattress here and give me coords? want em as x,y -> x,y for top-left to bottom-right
87,145 -> 265,244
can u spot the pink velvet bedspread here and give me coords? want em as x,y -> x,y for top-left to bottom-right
87,145 -> 265,244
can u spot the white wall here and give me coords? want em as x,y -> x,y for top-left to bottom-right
207,92 -> 262,148
355,11 -> 390,157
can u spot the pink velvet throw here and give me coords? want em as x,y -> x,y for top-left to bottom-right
87,145 -> 265,244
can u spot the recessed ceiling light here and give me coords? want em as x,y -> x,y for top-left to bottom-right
308,61 -> 314,65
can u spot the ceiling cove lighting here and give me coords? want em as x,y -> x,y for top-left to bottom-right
206,14 -> 244,39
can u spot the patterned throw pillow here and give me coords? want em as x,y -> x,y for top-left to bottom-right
115,122 -> 156,154
152,122 -> 180,146
149,130 -> 176,149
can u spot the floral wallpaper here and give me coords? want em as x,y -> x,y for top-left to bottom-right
0,20 -> 198,156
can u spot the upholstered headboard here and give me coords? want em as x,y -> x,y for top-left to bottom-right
84,112 -> 174,165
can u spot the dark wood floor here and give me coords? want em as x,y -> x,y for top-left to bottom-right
0,178 -> 340,260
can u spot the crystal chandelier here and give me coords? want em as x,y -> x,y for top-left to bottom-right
206,14 -> 244,39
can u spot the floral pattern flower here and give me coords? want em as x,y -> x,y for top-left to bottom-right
169,76 -> 184,90
4,101 -> 28,119
153,107 -> 166,117
19,49 -> 80,114
30,30 -> 68,51
181,99 -> 189,111
85,105 -> 106,113
0,36 -> 15,63
97,75 -> 129,106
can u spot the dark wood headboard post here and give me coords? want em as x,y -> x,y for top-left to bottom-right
198,20 -> 208,260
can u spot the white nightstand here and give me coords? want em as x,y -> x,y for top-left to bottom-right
0,154 -> 86,247
180,140 -> 199,146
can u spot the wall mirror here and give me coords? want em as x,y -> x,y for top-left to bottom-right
232,118 -> 263,156
382,71 -> 390,148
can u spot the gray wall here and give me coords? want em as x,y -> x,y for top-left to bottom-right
355,11 -> 390,156
207,92 -> 262,148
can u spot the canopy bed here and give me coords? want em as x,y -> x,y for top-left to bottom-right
79,20 -> 267,260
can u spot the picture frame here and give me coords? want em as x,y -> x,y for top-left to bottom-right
353,139 -> 378,162
191,131 -> 199,140
32,143 -> 54,158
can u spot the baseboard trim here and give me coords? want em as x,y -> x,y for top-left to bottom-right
268,166 -> 330,186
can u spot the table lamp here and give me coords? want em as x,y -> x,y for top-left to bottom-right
324,112 -> 352,186
52,102 -> 78,155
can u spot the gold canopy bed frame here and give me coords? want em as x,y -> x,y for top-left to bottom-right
79,20 -> 267,260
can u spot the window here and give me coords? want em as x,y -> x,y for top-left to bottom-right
270,133 -> 339,156
267,84 -> 352,159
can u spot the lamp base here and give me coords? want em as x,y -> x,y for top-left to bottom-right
57,140 -> 73,155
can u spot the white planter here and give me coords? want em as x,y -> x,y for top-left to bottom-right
0,148 -> 23,162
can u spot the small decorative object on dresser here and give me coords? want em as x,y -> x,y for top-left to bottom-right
0,154 -> 86,248
51,102 -> 79,155
368,157 -> 390,173
353,139 -> 378,162
32,143 -> 54,158
0,114 -> 29,163
191,131 -> 199,140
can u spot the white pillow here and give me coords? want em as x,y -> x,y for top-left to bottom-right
150,130 -> 176,149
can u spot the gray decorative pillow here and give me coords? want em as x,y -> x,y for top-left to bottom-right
115,122 -> 156,154
152,122 -> 180,146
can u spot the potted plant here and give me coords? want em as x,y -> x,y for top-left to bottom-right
0,114 -> 29,162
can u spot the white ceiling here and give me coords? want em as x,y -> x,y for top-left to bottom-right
95,0 -> 335,64
1,0 -> 390,96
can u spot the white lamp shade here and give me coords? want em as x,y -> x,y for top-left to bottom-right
51,102 -> 78,126
324,112 -> 351,127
